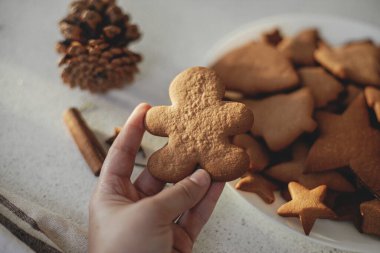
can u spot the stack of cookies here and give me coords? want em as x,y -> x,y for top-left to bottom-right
211,27 -> 380,237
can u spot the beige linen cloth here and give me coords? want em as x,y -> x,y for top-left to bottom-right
0,133 -> 166,253
0,187 -> 87,253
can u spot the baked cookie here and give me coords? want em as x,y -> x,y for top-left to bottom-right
277,182 -> 336,235
278,28 -> 319,66
232,134 -> 270,172
360,199 -> 380,237
235,172 -> 278,204
260,27 -> 283,46
145,67 -> 254,182
305,93 -> 380,196
211,41 -> 299,95
265,142 -> 354,192
314,42 -> 380,86
298,67 -> 344,108
243,88 -> 317,151
364,86 -> 380,122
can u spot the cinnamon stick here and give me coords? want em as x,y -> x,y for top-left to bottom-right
63,107 -> 106,176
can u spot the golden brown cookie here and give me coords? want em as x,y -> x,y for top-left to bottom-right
298,67 -> 344,108
243,88 -> 317,151
232,134 -> 270,172
360,199 -> 380,237
314,42 -> 380,86
277,182 -> 336,235
364,86 -> 380,122
278,28 -> 319,66
265,143 -> 354,192
260,27 -> 283,46
145,67 -> 254,182
305,93 -> 380,196
235,172 -> 278,204
211,41 -> 299,95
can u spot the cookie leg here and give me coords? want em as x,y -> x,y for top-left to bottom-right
147,145 -> 198,183
200,145 -> 249,181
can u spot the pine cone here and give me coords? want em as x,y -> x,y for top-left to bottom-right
57,0 -> 141,93
59,40 -> 141,92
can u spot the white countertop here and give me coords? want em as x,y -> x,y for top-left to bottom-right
1,0 -> 380,252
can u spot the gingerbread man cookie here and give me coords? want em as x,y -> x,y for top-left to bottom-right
145,67 -> 254,182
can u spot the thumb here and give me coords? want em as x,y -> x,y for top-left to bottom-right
148,169 -> 211,222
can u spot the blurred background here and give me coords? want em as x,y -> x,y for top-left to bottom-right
1,1 -> 380,252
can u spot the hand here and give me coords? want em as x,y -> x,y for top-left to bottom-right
89,103 -> 225,253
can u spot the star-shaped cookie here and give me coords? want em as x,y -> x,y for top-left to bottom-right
211,41 -> 299,95
277,182 -> 336,235
314,42 -> 380,86
305,93 -> 380,196
243,88 -> 317,151
364,86 -> 380,122
145,67 -> 254,182
235,172 -> 278,204
278,28 -> 319,66
232,134 -> 270,172
298,67 -> 344,108
265,142 -> 354,192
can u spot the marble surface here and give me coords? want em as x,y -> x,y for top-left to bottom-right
1,0 -> 380,252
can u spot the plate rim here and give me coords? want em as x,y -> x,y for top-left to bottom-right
204,12 -> 380,66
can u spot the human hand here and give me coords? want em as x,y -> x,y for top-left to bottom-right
89,103 -> 225,253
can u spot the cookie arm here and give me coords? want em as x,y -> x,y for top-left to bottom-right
145,106 -> 171,137
218,102 -> 254,135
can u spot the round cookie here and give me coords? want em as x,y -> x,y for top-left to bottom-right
145,67 -> 254,183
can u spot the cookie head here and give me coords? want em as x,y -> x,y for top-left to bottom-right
145,67 -> 254,183
169,67 -> 224,105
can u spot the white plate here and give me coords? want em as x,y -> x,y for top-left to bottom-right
203,14 -> 380,253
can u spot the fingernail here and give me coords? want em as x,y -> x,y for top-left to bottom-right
189,169 -> 210,186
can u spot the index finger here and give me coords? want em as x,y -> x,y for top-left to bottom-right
100,103 -> 151,181
177,182 -> 225,241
